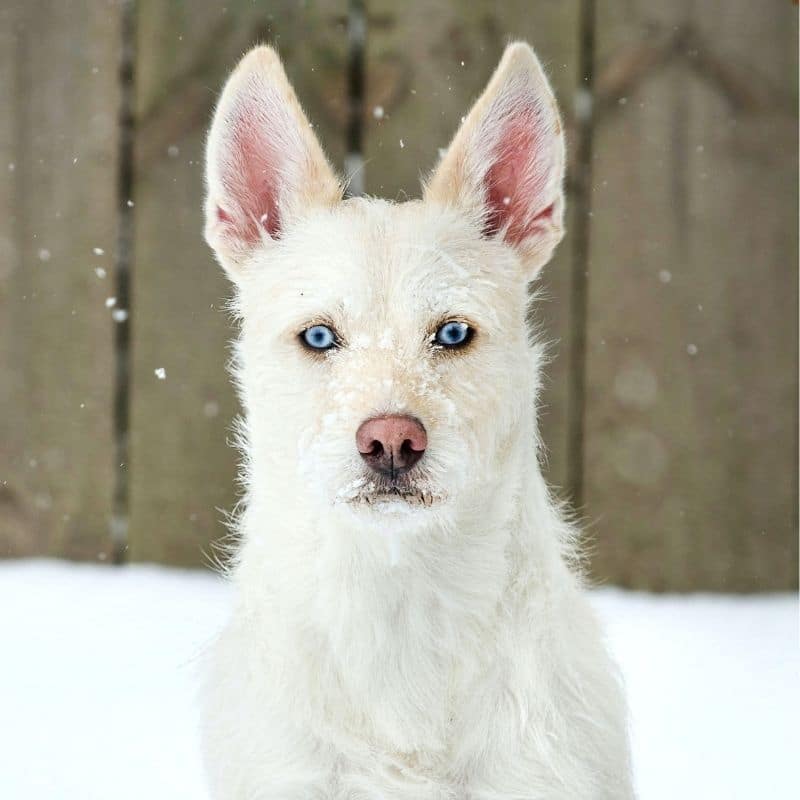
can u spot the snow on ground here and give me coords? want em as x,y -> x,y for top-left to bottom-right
0,560 -> 796,800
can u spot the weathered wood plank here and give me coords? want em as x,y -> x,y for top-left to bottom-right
362,0 -> 582,492
584,0 -> 798,590
128,1 -> 348,565
0,1 -> 120,560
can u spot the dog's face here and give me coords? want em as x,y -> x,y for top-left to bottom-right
205,44 -> 565,530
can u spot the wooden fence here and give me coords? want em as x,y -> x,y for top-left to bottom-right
1,0 -> 797,590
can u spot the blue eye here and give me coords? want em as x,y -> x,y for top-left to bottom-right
302,324 -> 337,351
435,321 -> 473,348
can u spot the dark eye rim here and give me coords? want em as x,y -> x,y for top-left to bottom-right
432,319 -> 476,350
298,323 -> 340,352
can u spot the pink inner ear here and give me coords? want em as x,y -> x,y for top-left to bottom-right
483,108 -> 552,244
218,97 -> 285,242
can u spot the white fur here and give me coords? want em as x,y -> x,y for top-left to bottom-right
201,43 -> 634,799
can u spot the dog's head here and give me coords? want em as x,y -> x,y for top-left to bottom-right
204,44 -> 565,532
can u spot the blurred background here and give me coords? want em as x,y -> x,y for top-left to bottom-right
1,0 -> 797,591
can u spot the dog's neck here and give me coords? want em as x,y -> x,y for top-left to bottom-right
230,407 -> 575,752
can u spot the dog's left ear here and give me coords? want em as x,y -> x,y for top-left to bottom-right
424,42 -> 565,278
204,46 -> 341,278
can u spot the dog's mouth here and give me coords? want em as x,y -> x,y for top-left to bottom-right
356,488 -> 441,508
335,474 -> 445,509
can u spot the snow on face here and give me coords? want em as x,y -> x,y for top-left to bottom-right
234,197 -> 541,527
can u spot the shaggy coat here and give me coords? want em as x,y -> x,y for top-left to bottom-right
201,42 -> 634,799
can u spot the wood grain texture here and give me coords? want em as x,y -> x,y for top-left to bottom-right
584,0 -> 798,590
0,1 -> 119,560
362,0 -> 582,492
2,2 -> 796,591
128,0 -> 348,565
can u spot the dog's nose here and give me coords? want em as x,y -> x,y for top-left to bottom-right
356,415 -> 427,477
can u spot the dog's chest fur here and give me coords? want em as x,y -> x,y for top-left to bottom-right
238,482 -> 521,760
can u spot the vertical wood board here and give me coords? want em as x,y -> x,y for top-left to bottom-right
0,1 -> 120,560
584,0 -> 798,590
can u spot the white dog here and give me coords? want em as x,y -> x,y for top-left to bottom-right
201,41 -> 634,799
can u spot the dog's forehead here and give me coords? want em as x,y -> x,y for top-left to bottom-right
241,197 -> 523,339
313,198 -> 474,279
278,198 -> 510,318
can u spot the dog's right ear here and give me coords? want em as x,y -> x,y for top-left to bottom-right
424,42 -> 565,278
204,46 -> 341,278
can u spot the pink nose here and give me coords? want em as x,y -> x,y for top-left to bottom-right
356,415 -> 427,477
